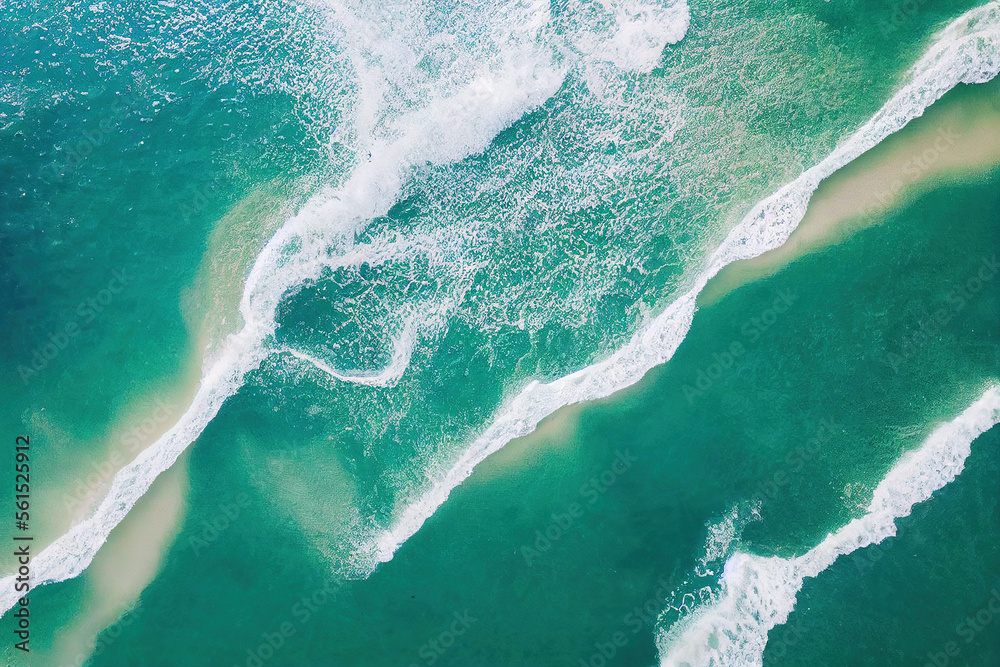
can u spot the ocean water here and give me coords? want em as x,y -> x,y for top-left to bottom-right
54,151 -> 997,667
1,0 -> 999,666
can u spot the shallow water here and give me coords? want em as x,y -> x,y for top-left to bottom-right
53,117 -> 1000,667
2,0 -> 999,665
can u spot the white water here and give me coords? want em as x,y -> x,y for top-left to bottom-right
0,0 -> 688,615
282,287 -> 459,388
365,0 -> 1000,570
658,385 -> 1000,666
3,0 -> 997,619
284,327 -> 415,388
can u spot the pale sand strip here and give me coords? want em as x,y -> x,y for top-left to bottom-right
9,357 -> 203,571
35,183 -> 295,666
4,0 -> 998,623
477,403 -> 585,477
478,83 -> 1000,477
182,178 -> 298,368
700,79 -> 1000,306
47,455 -> 189,667
38,77 -> 990,667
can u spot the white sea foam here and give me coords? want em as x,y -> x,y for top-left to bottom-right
569,0 -> 690,73
695,503 -> 761,578
282,291 -> 458,388
657,385 -> 1000,667
284,332 -> 414,388
0,324 -> 270,614
0,0 -> 689,615
363,0 -> 1000,570
5,0 -> 997,621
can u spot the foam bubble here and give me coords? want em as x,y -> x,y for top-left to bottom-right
657,385 -> 1000,667
362,0 -> 1000,573
0,0 -> 690,615
8,0 -> 995,622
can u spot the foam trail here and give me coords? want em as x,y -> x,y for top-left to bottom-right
0,323 -> 270,614
657,385 -> 1000,666
0,0 -> 691,615
283,317 -> 416,388
0,0 -> 569,614
367,1 -> 1000,568
4,0 -> 997,617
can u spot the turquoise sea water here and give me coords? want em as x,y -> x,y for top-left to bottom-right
59,154 -> 997,667
766,425 -> 1000,667
1,0 -> 999,665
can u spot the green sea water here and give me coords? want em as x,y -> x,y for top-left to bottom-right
20,103 -> 997,667
2,0 -> 999,665
62,141 -> 999,667
765,426 -> 1000,667
0,0 -> 330,548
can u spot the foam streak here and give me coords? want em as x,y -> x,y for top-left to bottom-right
367,1 -> 1000,569
0,0 -> 689,614
658,385 -> 1000,666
